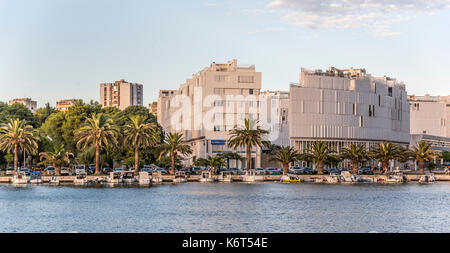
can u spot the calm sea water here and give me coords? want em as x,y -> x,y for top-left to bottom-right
1,182 -> 450,233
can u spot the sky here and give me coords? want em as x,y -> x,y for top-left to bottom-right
0,0 -> 449,108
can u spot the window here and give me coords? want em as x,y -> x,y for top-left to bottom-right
214,126 -> 221,132
214,100 -> 224,107
359,116 -> 364,128
238,76 -> 254,83
215,75 -> 230,82
353,104 -> 357,115
378,95 -> 382,106
369,105 -> 376,117
214,88 -> 224,95
388,87 -> 393,97
249,89 -> 254,95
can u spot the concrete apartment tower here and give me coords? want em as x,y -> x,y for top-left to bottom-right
56,99 -> 78,111
409,95 -> 450,153
9,98 -> 37,112
100,79 -> 143,110
157,59 -> 262,169
289,67 -> 410,163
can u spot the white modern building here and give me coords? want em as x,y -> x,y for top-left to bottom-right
409,94 -> 449,138
290,67 -> 410,155
157,59 -> 264,169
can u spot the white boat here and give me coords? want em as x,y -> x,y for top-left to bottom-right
325,175 -> 340,184
74,173 -> 88,185
173,171 -> 188,184
49,176 -> 60,185
152,172 -> 163,184
241,170 -> 264,183
340,171 -> 357,183
30,172 -> 43,184
121,172 -> 135,184
218,171 -> 233,183
138,172 -> 151,185
280,174 -> 301,183
199,171 -> 215,183
419,173 -> 436,184
12,172 -> 28,184
106,172 -> 121,184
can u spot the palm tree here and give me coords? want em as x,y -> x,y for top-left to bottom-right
302,141 -> 335,175
0,119 -> 40,173
39,145 -> 73,175
75,114 -> 119,175
409,141 -> 436,175
228,119 -> 270,171
123,115 -> 158,175
370,142 -> 401,174
218,152 -> 244,169
340,144 -> 367,174
159,132 -> 192,175
270,146 -> 300,175
205,155 -> 226,175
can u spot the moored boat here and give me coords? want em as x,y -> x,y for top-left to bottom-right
199,171 -> 215,183
49,176 -> 60,185
74,172 -> 88,185
173,171 -> 188,184
419,173 -> 435,184
280,174 -> 301,183
241,170 -> 264,183
12,172 -> 28,184
30,171 -> 43,184
218,171 -> 233,183
138,172 -> 151,185
121,172 -> 135,184
152,171 -> 163,184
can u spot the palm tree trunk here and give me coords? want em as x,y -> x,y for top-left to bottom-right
134,146 -> 139,175
418,159 -> 425,175
56,166 -> 60,176
14,144 -> 18,173
246,146 -> 251,171
95,144 -> 100,175
317,161 -> 323,175
171,152 -> 175,175
383,161 -> 389,175
352,161 -> 358,174
282,163 -> 289,175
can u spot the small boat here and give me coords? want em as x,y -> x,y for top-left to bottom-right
12,172 -> 28,184
173,171 -> 188,184
218,171 -> 233,183
30,171 -> 43,184
340,171 -> 357,183
138,172 -> 151,185
241,170 -> 264,183
121,172 -> 135,184
106,172 -> 121,184
49,176 -> 60,185
152,171 -> 163,184
383,172 -> 406,184
325,175 -> 340,184
419,173 -> 436,184
74,172 -> 88,185
280,174 -> 301,183
199,171 -> 215,183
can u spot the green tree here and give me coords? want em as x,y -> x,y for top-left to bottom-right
122,115 -> 158,174
302,141 -> 335,175
217,152 -> 244,169
340,144 -> 368,174
34,103 -> 58,127
75,114 -> 119,175
270,146 -> 300,175
0,119 -> 40,172
370,142 -> 402,174
204,155 -> 226,175
39,145 -> 73,175
159,132 -> 192,174
409,141 -> 436,175
228,119 -> 270,171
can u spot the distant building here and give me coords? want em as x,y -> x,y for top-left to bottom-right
100,79 -> 143,110
56,99 -> 78,111
290,67 -> 410,158
149,102 -> 158,117
8,98 -> 37,112
409,94 -> 449,138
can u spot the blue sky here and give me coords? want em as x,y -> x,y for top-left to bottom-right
0,0 -> 449,107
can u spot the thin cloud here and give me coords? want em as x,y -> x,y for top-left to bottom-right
267,0 -> 450,36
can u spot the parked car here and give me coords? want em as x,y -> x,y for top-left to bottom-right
330,168 -> 340,175
229,168 -> 243,175
340,168 -> 351,172
265,168 -> 281,175
102,167 -> 113,174
255,168 -> 266,175
141,167 -> 153,174
290,167 -> 304,174
359,168 -> 374,175
153,168 -> 168,175
60,167 -> 70,176
46,166 -> 55,175
303,168 -> 314,174
74,165 -> 86,175
114,167 -> 124,173
322,168 -> 330,174
191,167 -> 204,175
88,164 -> 96,174
19,168 -> 30,175
5,168 -> 14,175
